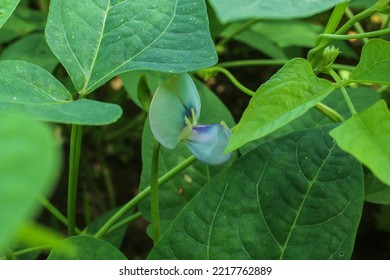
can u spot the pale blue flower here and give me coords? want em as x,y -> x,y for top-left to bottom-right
149,74 -> 231,165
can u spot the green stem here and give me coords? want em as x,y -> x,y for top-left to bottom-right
329,69 -> 357,115
0,245 -> 51,260
314,103 -> 345,123
217,59 -> 288,68
318,28 -> 390,40
207,66 -> 255,96
39,197 -> 81,234
345,7 -> 369,44
309,2 -> 349,60
336,5 -> 378,36
93,155 -> 197,239
216,59 -> 354,71
150,140 -> 161,244
332,63 -> 355,72
106,212 -> 142,234
217,19 -> 260,48
309,3 -> 377,60
67,124 -> 84,236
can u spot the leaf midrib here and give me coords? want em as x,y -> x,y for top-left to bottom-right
85,0 -> 179,93
278,137 -> 336,259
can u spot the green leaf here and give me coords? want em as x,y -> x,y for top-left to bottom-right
45,0 -> 217,94
227,58 -> 335,152
222,24 -> 287,59
47,236 -> 127,260
0,115 -> 60,255
0,60 -> 122,125
0,0 -> 20,29
208,0 -> 347,23
1,33 -> 59,73
139,80 -> 236,235
330,100 -> 390,186
0,5 -> 45,44
148,126 -> 364,259
365,174 -> 390,205
240,86 -> 380,154
348,39 -> 390,85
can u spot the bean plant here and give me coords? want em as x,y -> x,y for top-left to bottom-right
0,0 -> 390,260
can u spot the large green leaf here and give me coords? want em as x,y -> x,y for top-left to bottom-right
330,100 -> 390,186
1,33 -> 59,73
240,86 -> 380,154
0,0 -> 20,29
148,126 -> 364,259
139,79 -> 235,235
0,60 -> 122,125
348,39 -> 390,85
0,115 -> 60,254
45,0 -> 217,94
227,58 -> 335,152
208,0 -> 347,23
47,236 -> 127,260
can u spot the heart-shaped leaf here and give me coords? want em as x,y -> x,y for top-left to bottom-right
0,0 -> 20,29
0,60 -> 122,125
330,100 -> 390,186
208,0 -> 347,23
47,236 -> 127,260
348,39 -> 390,85
0,115 -> 60,254
227,58 -> 335,152
45,0 -> 217,94
148,126 -> 364,259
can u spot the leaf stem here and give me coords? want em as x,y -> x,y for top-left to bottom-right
67,124 -> 84,236
329,69 -> 357,115
216,59 -> 354,71
39,197 -> 81,234
217,59 -> 288,68
309,2 -> 349,60
106,212 -> 142,234
207,66 -> 255,96
93,155 -> 197,239
0,245 -> 52,260
318,28 -> 390,40
309,3 -> 377,60
150,140 -> 161,244
314,103 -> 345,123
345,7 -> 369,44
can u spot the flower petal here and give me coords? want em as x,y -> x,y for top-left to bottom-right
149,74 -> 201,149
186,124 -> 232,165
